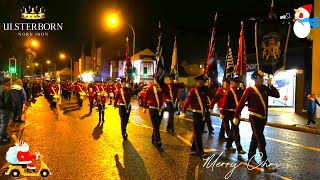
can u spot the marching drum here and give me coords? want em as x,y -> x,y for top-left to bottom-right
79,92 -> 86,100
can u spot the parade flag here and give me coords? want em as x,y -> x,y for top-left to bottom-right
235,21 -> 247,85
205,12 -> 218,83
171,36 -> 178,81
155,21 -> 165,84
224,33 -> 235,79
124,37 -> 133,82
255,22 -> 291,75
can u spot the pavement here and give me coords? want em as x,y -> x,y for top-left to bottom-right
0,95 -> 319,179
180,106 -> 320,135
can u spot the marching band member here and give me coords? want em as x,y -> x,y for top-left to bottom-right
97,90 -> 107,122
143,77 -> 170,148
220,77 -> 246,153
210,78 -> 230,140
107,83 -> 116,105
180,74 -> 209,158
74,80 -> 86,108
93,82 -> 101,105
66,81 -> 73,101
88,88 -> 95,114
48,79 -> 59,109
233,70 -> 279,173
166,74 -> 185,134
114,78 -> 133,140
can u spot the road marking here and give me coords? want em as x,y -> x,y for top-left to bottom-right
265,137 -> 320,152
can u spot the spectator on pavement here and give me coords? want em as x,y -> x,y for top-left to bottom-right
306,93 -> 320,126
12,79 -> 27,122
0,78 -> 13,142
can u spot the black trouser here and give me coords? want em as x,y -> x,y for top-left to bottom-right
98,104 -> 105,120
67,91 -> 71,101
149,109 -> 163,144
166,102 -> 175,132
307,112 -> 316,125
89,101 -> 94,113
76,93 -> 83,107
219,112 -> 229,138
200,111 -> 212,133
225,111 -> 243,151
119,105 -> 131,135
191,112 -> 205,154
248,115 -> 269,164
13,103 -> 23,121
49,95 -> 56,108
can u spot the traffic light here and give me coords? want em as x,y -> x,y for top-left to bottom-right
9,58 -> 16,73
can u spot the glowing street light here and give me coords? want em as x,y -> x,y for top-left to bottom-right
35,63 -> 39,66
46,60 -> 51,64
31,40 -> 39,48
106,13 -> 120,29
59,53 -> 73,80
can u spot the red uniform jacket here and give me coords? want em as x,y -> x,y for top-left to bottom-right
48,83 -> 59,95
210,87 -> 229,110
74,84 -> 85,93
88,92 -> 95,102
107,84 -> 116,93
144,84 -> 170,108
182,85 -> 209,113
114,86 -> 133,106
166,82 -> 185,102
66,83 -> 73,92
101,84 -> 108,92
17,151 -> 36,163
234,85 -> 280,119
93,84 -> 100,93
98,95 -> 107,104
221,87 -> 244,116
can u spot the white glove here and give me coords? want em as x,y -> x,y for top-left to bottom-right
233,118 -> 239,126
179,113 -> 186,118
239,83 -> 244,90
267,78 -> 272,86
143,108 -> 146,113
220,114 -> 224,119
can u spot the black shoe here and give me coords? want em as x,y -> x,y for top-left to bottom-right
123,133 -> 128,140
157,142 -> 162,148
238,150 -> 246,154
264,167 -> 277,173
209,131 -> 214,135
226,147 -> 236,151
219,136 -> 228,141
203,130 -> 208,133
247,159 -> 259,166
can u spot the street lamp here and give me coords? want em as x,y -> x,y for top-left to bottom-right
46,60 -> 57,77
105,13 -> 135,60
60,53 -> 73,81
34,63 -> 43,75
31,40 -> 39,48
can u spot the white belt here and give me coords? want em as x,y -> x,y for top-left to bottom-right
149,106 -> 157,109
226,109 -> 235,112
192,109 -> 203,113
119,103 -> 131,106
250,112 -> 266,119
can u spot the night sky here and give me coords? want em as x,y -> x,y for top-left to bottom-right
0,0 -> 314,70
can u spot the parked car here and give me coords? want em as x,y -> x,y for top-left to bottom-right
138,86 -> 149,106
